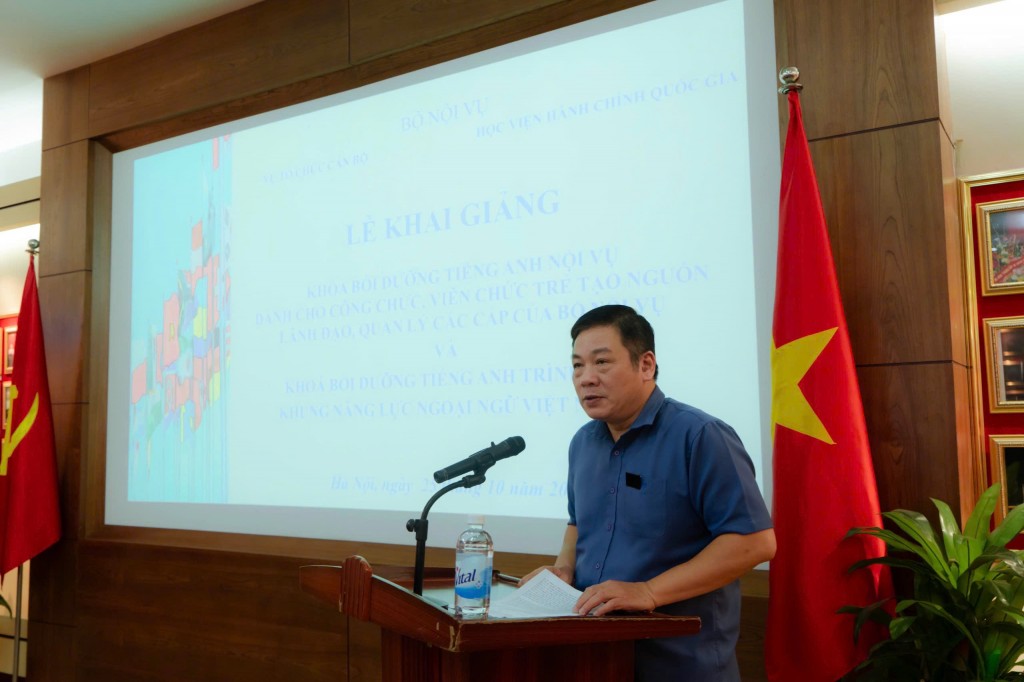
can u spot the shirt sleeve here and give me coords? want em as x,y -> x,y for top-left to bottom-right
566,438 -> 577,526
687,419 -> 773,537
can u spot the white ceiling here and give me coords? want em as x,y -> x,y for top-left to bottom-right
0,0 -> 1006,157
0,0 -> 262,153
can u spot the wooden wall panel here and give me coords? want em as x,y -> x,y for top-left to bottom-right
41,66 -> 90,150
26,540 -> 77,627
934,19 -> 954,144
350,0 -> 559,62
39,143 -> 91,277
38,273 -> 89,405
776,0 -> 975,518
36,134 -> 97,678
26,622 -> 76,682
74,613 -> 342,682
74,541 -> 346,682
940,125 -> 968,369
810,121 -> 962,366
738,595 -> 768,682
30,403 -> 87,630
87,0 -> 350,138
773,0 -> 940,141
97,0 -> 651,153
50,403 -> 84,540
937,125 -> 982,514
85,143 -> 111,539
858,363 -> 964,518
953,356 -> 979,519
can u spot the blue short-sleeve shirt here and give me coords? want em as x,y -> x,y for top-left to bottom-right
567,386 -> 772,681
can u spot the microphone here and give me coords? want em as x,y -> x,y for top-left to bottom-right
433,436 -> 525,483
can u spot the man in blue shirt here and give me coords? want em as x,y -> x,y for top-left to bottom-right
523,304 -> 775,681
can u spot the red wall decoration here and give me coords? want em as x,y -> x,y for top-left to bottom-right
962,170 -> 1024,530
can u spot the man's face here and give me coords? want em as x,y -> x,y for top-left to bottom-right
571,325 -> 655,435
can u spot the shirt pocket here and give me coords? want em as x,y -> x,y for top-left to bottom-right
619,477 -> 666,538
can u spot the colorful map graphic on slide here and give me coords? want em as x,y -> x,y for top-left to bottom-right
128,137 -> 232,502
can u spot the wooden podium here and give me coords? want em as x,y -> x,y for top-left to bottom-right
300,556 -> 700,682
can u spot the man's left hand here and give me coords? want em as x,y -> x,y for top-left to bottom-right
574,579 -> 657,616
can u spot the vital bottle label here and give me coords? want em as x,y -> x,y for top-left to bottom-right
455,554 -> 492,599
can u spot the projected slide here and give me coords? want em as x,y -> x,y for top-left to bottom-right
128,138 -> 232,504
108,0 -> 779,554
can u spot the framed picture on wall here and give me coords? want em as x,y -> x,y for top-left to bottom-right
984,316 -> 1024,412
2,326 -> 14,374
1,380 -> 10,430
990,435 -> 1024,519
978,198 -> 1024,296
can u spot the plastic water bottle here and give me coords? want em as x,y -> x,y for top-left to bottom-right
454,514 -> 493,618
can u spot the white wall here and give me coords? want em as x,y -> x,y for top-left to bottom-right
940,0 -> 1024,178
0,225 -> 40,315
0,139 -> 42,314
0,142 -> 40,188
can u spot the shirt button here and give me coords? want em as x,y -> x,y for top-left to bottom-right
609,486 -> 616,494
612,450 -> 620,456
595,562 -> 601,570
606,523 -> 612,531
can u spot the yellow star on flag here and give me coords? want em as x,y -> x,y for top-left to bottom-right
771,327 -> 837,444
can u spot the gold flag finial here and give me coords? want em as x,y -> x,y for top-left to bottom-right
778,67 -> 803,94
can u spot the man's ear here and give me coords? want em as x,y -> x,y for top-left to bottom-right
640,351 -> 657,379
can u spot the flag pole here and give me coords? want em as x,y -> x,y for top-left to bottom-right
10,238 -> 39,681
11,565 -> 22,679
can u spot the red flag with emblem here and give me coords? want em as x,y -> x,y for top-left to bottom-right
765,89 -> 892,681
0,255 -> 60,575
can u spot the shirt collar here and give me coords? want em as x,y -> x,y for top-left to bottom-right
605,385 -> 664,444
629,385 -> 665,432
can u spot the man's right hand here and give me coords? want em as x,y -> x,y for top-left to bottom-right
519,565 -> 573,587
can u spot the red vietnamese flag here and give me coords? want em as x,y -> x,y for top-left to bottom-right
765,90 -> 892,681
0,255 -> 60,575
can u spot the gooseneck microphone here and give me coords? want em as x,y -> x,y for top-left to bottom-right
409,436 -> 525,595
432,436 -> 526,483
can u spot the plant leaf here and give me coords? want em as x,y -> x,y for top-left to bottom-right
996,639 -> 1024,677
900,599 -> 985,665
888,615 -> 916,639
881,510 -> 955,584
986,621 -> 1024,640
990,503 -> 1024,550
848,528 -> 943,566
994,551 -> 1024,578
934,496 -> 965,567
847,484 -> 1024,680
965,484 -> 1000,543
849,555 -> 943,580
840,598 -> 895,643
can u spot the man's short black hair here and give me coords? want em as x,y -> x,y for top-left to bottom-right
570,304 -> 659,381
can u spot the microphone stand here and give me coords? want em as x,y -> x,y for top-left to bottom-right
406,472 -> 486,596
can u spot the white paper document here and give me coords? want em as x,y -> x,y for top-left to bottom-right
487,570 -> 584,619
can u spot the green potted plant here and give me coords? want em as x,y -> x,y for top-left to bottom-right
842,484 -> 1024,681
